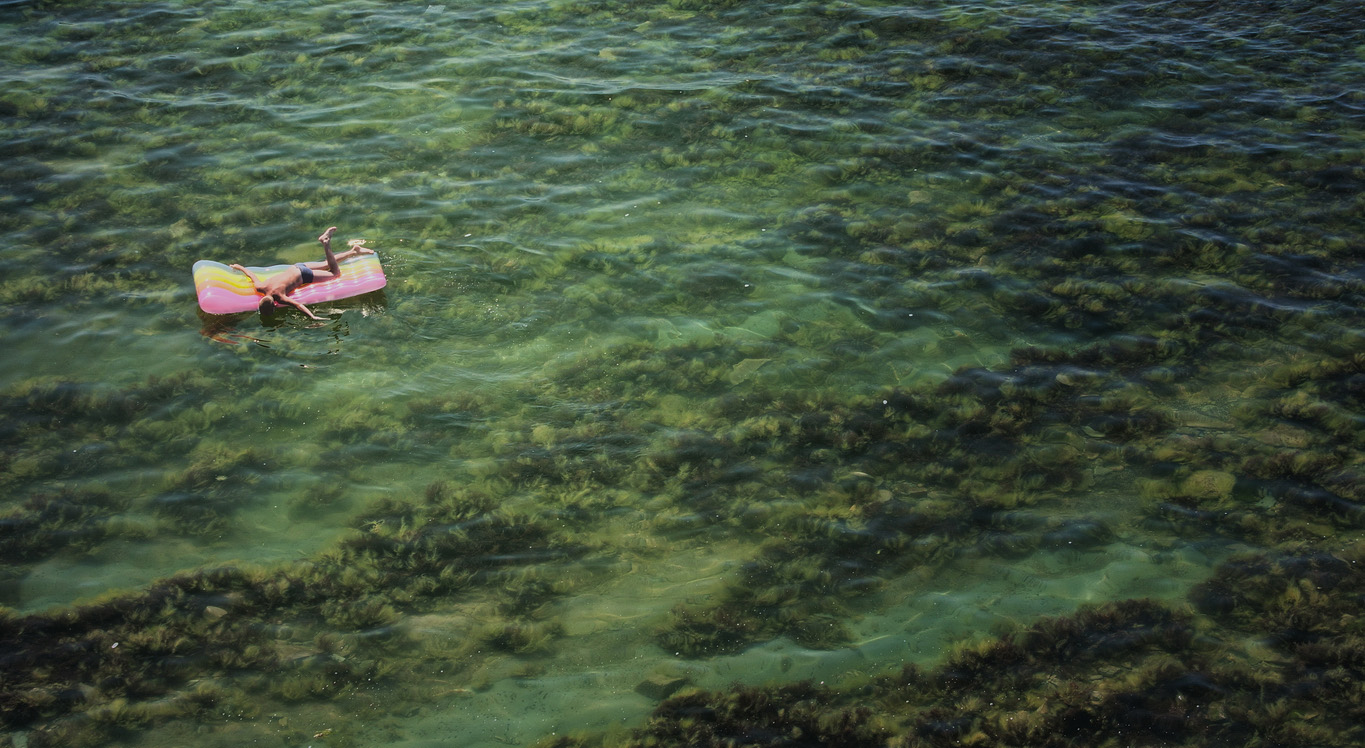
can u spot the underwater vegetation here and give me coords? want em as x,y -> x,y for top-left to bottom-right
1133,348 -> 1365,548
0,487 -> 128,564
0,372 -> 239,562
545,582 -> 1365,748
0,479 -> 589,747
432,329 -> 1175,657
2,0 -> 1364,745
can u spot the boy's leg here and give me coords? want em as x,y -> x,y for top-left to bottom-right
318,227 -> 341,275
303,227 -> 343,280
304,231 -> 374,274
303,247 -> 367,271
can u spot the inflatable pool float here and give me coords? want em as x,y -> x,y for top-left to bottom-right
192,253 -> 387,315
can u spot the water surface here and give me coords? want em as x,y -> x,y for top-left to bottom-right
3,0 -> 1364,746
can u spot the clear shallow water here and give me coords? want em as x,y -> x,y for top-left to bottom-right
2,0 -> 1364,746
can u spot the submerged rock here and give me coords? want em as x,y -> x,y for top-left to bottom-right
1181,470 -> 1237,500
635,673 -> 690,701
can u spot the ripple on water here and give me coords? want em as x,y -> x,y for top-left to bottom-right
2,0 -> 1364,745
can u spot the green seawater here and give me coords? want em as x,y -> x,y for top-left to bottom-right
2,0 -> 1364,746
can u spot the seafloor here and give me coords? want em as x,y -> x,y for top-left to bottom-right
2,0 -> 1364,746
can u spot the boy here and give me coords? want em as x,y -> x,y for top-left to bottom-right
231,226 -> 373,320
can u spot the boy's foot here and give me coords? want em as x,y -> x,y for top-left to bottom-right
318,226 -> 339,245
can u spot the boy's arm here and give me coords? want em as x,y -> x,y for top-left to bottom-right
230,264 -> 262,286
278,294 -> 327,321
